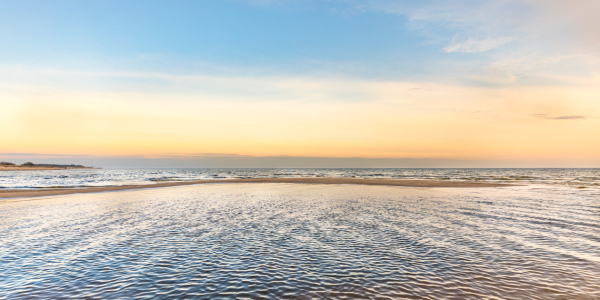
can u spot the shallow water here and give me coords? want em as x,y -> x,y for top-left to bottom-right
1,168 -> 599,190
1,183 -> 599,299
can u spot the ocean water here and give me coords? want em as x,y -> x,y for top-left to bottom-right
1,168 -> 599,190
1,170 -> 599,299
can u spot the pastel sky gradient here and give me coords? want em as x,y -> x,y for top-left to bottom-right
1,0 -> 599,167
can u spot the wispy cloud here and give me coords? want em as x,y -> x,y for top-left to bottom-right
366,0 -> 598,47
532,114 -> 588,120
527,0 -> 600,48
444,36 -> 515,53
361,0 -> 600,79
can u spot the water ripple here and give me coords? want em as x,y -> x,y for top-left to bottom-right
0,184 -> 598,299
1,168 -> 599,189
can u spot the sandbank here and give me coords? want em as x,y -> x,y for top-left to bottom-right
0,177 -> 515,199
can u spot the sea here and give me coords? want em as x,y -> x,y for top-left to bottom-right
1,167 -> 599,190
0,168 -> 599,299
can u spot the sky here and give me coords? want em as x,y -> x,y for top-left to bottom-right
1,0 -> 599,168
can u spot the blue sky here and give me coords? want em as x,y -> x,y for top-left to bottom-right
0,1 -> 462,78
3,0 -> 596,85
4,0 -> 595,83
1,0 -> 599,167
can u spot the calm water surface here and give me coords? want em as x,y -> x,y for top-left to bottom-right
0,183 -> 598,299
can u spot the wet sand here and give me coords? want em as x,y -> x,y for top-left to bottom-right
0,177 -> 515,199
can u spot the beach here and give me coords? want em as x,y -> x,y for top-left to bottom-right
3,0 -> 599,298
0,177 -> 513,199
1,182 -> 598,299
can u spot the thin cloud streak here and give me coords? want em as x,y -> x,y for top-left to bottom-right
532,114 -> 588,120
444,36 -> 515,53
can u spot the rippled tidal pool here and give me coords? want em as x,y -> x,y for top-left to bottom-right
1,183 -> 598,299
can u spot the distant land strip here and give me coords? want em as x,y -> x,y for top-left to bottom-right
0,178 -> 516,199
0,162 -> 97,171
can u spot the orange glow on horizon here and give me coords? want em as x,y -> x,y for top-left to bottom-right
2,75 -> 599,163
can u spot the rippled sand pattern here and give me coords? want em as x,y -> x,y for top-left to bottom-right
1,184 -> 599,299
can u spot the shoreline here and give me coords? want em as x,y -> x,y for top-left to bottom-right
0,167 -> 98,171
0,178 -> 516,199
